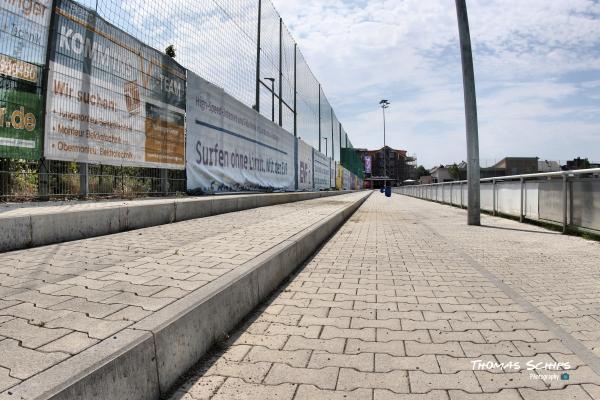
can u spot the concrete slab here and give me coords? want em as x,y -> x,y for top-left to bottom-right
0,191 -> 354,252
0,191 -> 369,400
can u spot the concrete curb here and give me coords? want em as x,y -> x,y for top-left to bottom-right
0,191 -> 354,253
1,191 -> 371,400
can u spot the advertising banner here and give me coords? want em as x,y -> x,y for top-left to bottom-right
0,0 -> 51,159
343,167 -> 351,190
44,0 -> 186,168
297,139 -> 313,190
330,160 -> 336,189
313,149 -> 329,190
364,155 -> 372,174
336,164 -> 343,190
186,73 -> 294,193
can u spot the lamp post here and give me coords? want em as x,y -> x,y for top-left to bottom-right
379,99 -> 390,189
264,77 -> 275,122
323,137 -> 328,158
455,0 -> 481,225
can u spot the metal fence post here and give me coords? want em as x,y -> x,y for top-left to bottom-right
161,169 -> 169,195
38,159 -> 49,200
562,173 -> 568,233
293,43 -> 297,137
79,162 -> 89,198
254,0 -> 262,112
278,18 -> 283,127
519,177 -> 524,222
318,85 -> 321,152
460,181 -> 464,208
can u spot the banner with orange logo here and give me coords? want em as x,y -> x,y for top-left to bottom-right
44,0 -> 186,169
0,0 -> 51,159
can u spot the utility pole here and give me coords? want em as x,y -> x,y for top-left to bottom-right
379,99 -> 390,189
455,0 -> 481,225
254,0 -> 262,112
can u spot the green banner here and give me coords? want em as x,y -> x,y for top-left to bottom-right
0,74 -> 43,159
0,2 -> 51,160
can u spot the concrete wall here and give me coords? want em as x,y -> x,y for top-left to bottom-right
0,191 -> 356,253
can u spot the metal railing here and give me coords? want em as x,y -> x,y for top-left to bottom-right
396,168 -> 600,234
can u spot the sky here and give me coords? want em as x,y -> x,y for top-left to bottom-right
271,0 -> 600,168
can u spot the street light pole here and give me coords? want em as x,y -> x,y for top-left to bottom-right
379,100 -> 390,189
455,0 -> 481,225
265,77 -> 275,122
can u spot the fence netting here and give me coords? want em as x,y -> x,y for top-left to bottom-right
0,0 -> 361,201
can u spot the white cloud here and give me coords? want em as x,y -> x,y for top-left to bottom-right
272,0 -> 600,167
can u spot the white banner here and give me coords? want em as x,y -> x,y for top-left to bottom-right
313,149 -> 330,190
297,139 -> 313,190
44,0 -> 186,169
186,73 -> 295,193
343,167 -> 351,190
330,160 -> 337,189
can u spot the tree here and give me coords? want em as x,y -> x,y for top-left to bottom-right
448,163 -> 461,180
415,165 -> 430,179
165,45 -> 176,58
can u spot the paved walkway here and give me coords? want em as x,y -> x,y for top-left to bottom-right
0,192 -> 366,394
170,193 -> 600,399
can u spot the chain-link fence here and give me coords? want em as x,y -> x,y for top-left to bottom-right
0,0 -> 360,201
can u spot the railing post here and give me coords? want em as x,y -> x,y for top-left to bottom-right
562,173 -> 568,233
519,177 -> 524,222
460,181 -> 464,208
492,178 -> 496,216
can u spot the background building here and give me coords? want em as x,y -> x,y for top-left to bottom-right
354,146 -> 416,188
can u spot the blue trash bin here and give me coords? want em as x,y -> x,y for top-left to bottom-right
385,186 -> 392,197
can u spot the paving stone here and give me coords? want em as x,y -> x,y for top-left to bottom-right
475,370 -> 548,391
0,303 -> 71,325
448,389 -> 522,399
243,346 -> 310,367
296,384 -> 373,400
104,306 -> 153,322
519,385 -> 595,399
212,377 -> 296,400
45,312 -> 131,339
375,354 -> 440,373
406,342 -> 464,357
0,339 -> 69,379
375,389 -> 450,399
284,336 -> 345,353
308,351 -> 374,371
168,375 -> 226,400
346,339 -> 406,357
264,363 -> 338,389
0,366 -> 19,392
38,331 -> 98,354
49,298 -> 127,318
0,318 -> 70,348
204,360 -> 271,383
232,333 -> 288,350
337,368 -> 409,392
321,326 -> 376,341
409,370 -> 481,393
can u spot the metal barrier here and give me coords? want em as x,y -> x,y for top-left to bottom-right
396,168 -> 600,234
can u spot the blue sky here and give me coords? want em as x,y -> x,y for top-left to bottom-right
272,0 -> 600,167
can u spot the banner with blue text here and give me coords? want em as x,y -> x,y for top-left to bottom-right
186,73 -> 295,193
